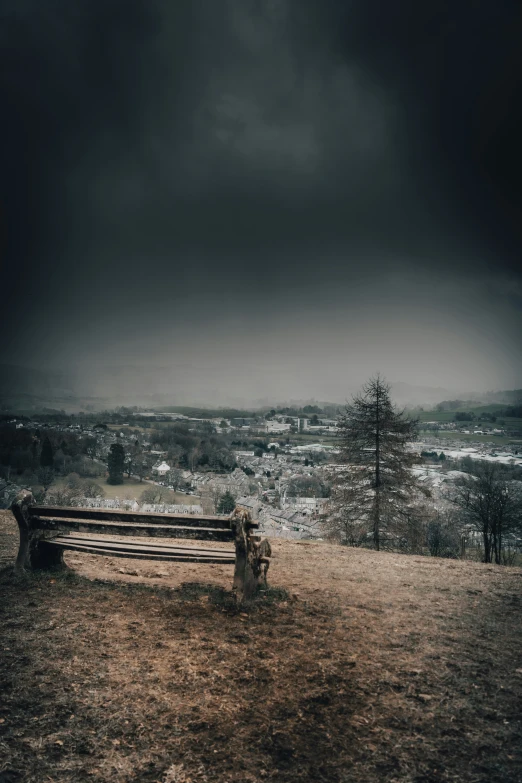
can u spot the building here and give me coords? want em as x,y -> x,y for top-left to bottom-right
265,421 -> 292,433
236,497 -> 263,516
152,461 -> 171,477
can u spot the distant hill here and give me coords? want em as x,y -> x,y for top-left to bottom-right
470,389 -> 522,405
0,363 -> 520,413
0,364 -> 75,397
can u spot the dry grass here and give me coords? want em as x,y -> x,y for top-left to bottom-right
0,510 -> 521,783
50,478 -> 201,505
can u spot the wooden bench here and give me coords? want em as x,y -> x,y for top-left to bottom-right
11,490 -> 271,602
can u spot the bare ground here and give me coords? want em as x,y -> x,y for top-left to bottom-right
0,510 -> 521,783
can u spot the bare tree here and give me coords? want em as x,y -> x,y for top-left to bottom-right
450,461 -> 522,564
44,485 -> 82,507
82,437 -> 98,461
37,467 -> 55,493
169,467 -> 184,490
188,447 -> 201,472
140,486 -> 176,505
124,440 -> 142,478
420,506 -> 463,558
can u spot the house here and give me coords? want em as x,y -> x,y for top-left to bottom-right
236,497 -> 263,516
282,496 -> 328,514
260,507 -> 311,535
265,421 -> 292,433
152,461 -> 171,477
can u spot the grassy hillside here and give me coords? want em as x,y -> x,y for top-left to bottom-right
1,510 -> 520,783
411,404 -> 521,423
50,477 -> 201,504
419,431 -> 522,446
410,405 -> 522,445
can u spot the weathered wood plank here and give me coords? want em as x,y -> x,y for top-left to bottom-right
11,490 -> 66,571
52,534 -> 235,557
30,517 -> 235,541
11,490 -> 33,573
29,505 -> 244,529
230,508 -> 263,602
52,532 -> 235,556
45,540 -> 235,563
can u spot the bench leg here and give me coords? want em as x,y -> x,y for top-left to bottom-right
18,536 -> 66,572
230,509 -> 267,602
11,490 -> 66,572
260,556 -> 270,587
233,550 -> 258,603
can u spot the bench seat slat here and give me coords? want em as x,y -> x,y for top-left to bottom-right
55,533 -> 236,556
45,539 -> 235,563
29,505 -> 258,529
50,533 -> 235,557
30,517 -> 235,541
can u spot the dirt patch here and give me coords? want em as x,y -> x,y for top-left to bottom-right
1,510 -> 521,782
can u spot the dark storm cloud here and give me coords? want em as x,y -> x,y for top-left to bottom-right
1,0 -> 521,396
331,0 -> 522,268
5,0 -> 515,266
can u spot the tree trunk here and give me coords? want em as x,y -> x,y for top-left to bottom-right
374,385 -> 381,551
483,531 -> 492,563
493,519 -> 503,565
373,491 -> 380,551
493,534 -> 500,565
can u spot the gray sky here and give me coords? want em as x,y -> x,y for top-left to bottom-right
1,0 -> 521,404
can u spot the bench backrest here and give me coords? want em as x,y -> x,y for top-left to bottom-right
28,504 -> 258,542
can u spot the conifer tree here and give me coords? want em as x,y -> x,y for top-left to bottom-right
40,436 -> 54,468
107,443 -> 125,485
328,375 -> 421,550
217,490 -> 236,514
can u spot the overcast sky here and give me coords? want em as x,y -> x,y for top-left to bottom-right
1,1 -> 521,404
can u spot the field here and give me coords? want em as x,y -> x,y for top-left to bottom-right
50,477 -> 202,505
413,406 -> 522,427
412,404 -> 517,421
287,432 -> 339,446
417,430 -> 522,447
414,405 -> 522,447
1,511 -> 521,783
